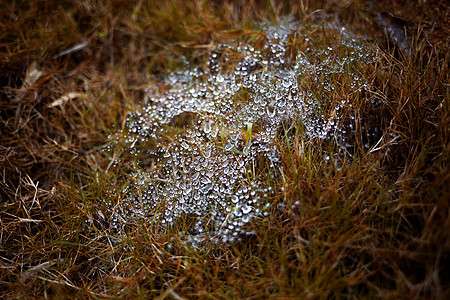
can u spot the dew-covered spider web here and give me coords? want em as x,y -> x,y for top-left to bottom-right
103,18 -> 378,245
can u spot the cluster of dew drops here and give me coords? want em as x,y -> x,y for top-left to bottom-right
104,19 -> 378,245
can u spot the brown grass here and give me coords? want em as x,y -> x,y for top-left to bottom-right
1,0 -> 449,298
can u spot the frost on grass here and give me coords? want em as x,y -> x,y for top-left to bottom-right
104,19 -> 378,245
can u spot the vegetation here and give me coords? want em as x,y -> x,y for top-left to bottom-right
1,0 -> 448,298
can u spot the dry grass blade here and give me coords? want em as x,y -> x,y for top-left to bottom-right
18,259 -> 64,284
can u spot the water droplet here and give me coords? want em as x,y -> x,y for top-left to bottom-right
181,141 -> 189,149
204,121 -> 212,134
242,205 -> 252,214
203,149 -> 212,159
266,106 -> 276,118
224,143 -> 234,151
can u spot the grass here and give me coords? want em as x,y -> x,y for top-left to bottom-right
1,0 -> 449,298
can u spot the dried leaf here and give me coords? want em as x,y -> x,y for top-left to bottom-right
19,259 -> 64,283
175,41 -> 216,50
23,62 -> 42,88
376,12 -> 412,53
18,218 -> 43,223
13,62 -> 43,102
49,92 -> 85,107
